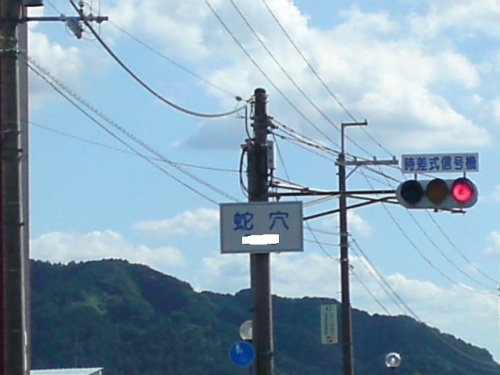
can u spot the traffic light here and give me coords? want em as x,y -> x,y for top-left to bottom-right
396,177 -> 478,210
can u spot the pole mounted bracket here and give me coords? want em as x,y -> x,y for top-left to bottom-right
21,0 -> 108,39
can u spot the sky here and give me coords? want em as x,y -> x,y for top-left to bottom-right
25,0 -> 500,367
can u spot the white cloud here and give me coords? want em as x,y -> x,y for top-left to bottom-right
134,208 -> 219,236
483,231 -> 500,258
31,230 -> 186,269
321,210 -> 372,237
26,0 -> 494,152
194,250 -> 498,359
437,51 -> 479,89
194,253 -> 249,292
201,1 -> 491,150
337,7 -> 397,36
30,226 -> 499,359
492,98 -> 500,126
412,0 -> 500,37
103,0 -> 219,60
28,31 -> 82,108
494,185 -> 500,202
347,211 -> 373,237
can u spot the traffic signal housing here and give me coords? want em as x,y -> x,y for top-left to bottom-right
396,177 -> 477,210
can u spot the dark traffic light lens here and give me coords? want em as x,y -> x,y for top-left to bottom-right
400,180 -> 424,204
426,178 -> 448,204
451,178 -> 474,203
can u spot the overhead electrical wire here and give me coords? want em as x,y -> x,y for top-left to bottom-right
275,109 -> 495,291
203,0 -> 339,148
272,133 -> 393,314
271,132 -> 336,260
27,62 -> 218,204
108,21 -> 241,101
207,0 -> 405,195
272,133 -> 336,163
229,0 -> 345,138
261,2 -> 493,275
349,242 -> 400,315
272,118 -> 401,188
261,0 -> 395,159
351,238 -> 500,372
260,0 -> 356,123
273,119 -> 339,156
426,212 -> 499,285
31,121 -> 238,173
407,209 -> 497,291
215,0 -> 498,364
72,1 -> 498,363
387,162 -> 498,286
25,53 -> 240,203
272,118 -> 401,185
381,166 -> 498,289
358,166 -> 494,295
69,0 -> 247,119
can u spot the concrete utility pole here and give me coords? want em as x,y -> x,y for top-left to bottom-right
18,7 -> 31,375
337,121 -> 398,375
0,3 -> 107,374
247,88 -> 274,375
0,1 -> 27,375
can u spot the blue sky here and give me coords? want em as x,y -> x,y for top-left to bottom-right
27,0 -> 499,365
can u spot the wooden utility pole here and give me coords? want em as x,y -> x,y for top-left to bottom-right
248,88 -> 274,375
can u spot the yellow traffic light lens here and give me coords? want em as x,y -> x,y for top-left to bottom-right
452,178 -> 474,203
426,179 -> 448,204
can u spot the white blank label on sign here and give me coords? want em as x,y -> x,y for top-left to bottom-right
242,234 -> 280,246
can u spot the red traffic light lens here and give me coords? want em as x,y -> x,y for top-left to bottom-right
451,178 -> 474,203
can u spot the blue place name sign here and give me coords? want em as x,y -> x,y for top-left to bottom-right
401,153 -> 479,174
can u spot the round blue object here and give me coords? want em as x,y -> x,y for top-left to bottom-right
229,341 -> 255,367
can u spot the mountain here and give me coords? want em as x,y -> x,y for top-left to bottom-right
30,259 -> 499,375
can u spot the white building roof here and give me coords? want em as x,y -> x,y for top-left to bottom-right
31,368 -> 103,375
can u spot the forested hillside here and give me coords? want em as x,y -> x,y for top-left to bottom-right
30,259 -> 500,375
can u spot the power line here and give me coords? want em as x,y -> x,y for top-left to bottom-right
31,121 -> 238,173
204,0 -> 339,148
108,21 -> 241,100
273,119 -> 339,155
27,62 -> 218,204
358,167 -> 493,295
261,0 -> 394,158
387,164 -> 497,285
383,167 -> 497,288
426,211 -> 498,285
261,0 -> 356,123
272,119 -> 401,188
70,0 -> 247,119
351,238 -> 500,372
273,133 -> 394,315
25,54 -> 240,203
407,209 -> 497,291
229,0 -> 343,136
